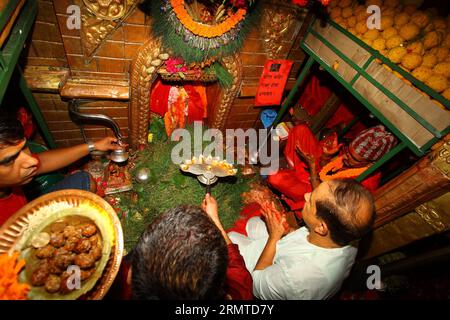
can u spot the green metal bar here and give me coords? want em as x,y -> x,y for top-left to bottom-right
309,28 -> 443,139
302,44 -> 423,157
356,142 -> 407,182
17,66 -> 57,149
0,0 -> 37,105
0,55 -> 6,70
421,136 -> 441,153
271,56 -> 315,128
350,56 -> 375,86
328,19 -> 450,110
0,0 -> 20,35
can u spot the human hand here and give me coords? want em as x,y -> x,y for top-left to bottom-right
94,137 -> 126,152
261,201 -> 288,240
202,193 -> 219,223
322,132 -> 342,156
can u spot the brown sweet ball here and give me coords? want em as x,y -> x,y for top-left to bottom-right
430,46 -> 450,63
421,53 -> 438,68
348,27 -> 358,35
382,7 -> 396,17
354,5 -> 365,15
399,23 -> 420,41
443,88 -> 450,101
410,11 -> 430,29
433,62 -> 450,78
425,74 -> 448,93
403,5 -> 417,15
411,66 -> 433,82
382,27 -> 398,39
401,53 -> 423,70
342,7 -> 353,19
380,49 -> 389,56
363,29 -> 380,40
388,46 -> 408,63
394,12 -> 410,28
330,7 -> 342,20
355,21 -> 369,34
443,33 -> 450,49
356,10 -> 370,22
424,22 -> 435,33
386,35 -> 405,49
347,16 -> 357,28
433,18 -> 447,31
423,31 -> 443,50
339,0 -> 353,8
363,38 -> 374,47
338,19 -> 349,29
372,38 -> 386,51
384,0 -> 399,8
334,16 -> 345,25
366,0 -> 383,7
380,15 -> 394,30
406,41 -> 425,55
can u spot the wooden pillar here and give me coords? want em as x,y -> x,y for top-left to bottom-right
373,136 -> 450,229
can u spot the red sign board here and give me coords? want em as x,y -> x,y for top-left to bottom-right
254,60 -> 294,107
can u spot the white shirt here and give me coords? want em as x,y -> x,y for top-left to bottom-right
229,217 -> 358,300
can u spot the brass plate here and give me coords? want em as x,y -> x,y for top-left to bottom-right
0,189 -> 124,300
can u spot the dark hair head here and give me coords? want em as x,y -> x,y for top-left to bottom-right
131,205 -> 228,300
315,179 -> 375,246
0,117 -> 24,147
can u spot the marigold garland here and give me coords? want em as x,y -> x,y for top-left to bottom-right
0,252 -> 30,300
171,0 -> 247,38
319,156 -> 369,181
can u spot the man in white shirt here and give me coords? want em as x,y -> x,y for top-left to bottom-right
229,179 -> 375,300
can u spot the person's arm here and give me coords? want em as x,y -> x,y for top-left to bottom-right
202,193 -> 231,244
254,203 -> 286,271
295,145 -> 321,190
202,194 -> 254,299
36,137 -> 122,175
309,162 -> 321,190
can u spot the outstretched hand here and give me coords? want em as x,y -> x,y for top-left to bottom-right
322,132 -> 342,156
94,137 -> 127,152
202,193 -> 219,223
261,201 -> 288,240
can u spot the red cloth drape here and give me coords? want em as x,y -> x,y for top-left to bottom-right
150,80 -> 207,122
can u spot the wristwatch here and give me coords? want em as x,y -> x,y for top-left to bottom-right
87,141 -> 96,153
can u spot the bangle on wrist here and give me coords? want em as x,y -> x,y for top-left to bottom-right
87,141 -> 96,153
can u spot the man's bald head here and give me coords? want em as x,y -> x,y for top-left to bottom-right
314,179 -> 375,246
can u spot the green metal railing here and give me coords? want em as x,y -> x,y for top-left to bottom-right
0,0 -> 56,148
273,16 -> 449,182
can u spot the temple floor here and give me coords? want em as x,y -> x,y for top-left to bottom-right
99,123 -> 259,253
